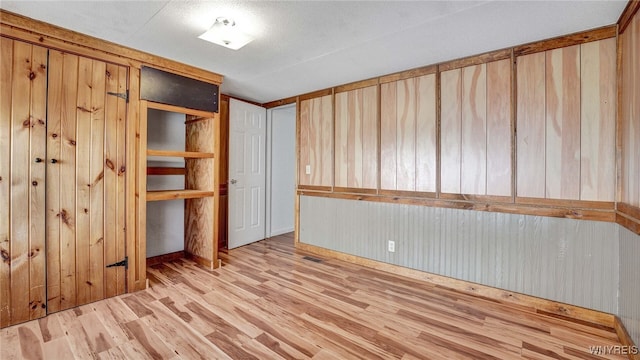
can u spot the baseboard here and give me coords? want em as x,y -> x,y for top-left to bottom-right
269,227 -> 295,237
296,242 -> 617,329
146,251 -> 184,267
184,251 -> 214,270
614,316 -> 640,360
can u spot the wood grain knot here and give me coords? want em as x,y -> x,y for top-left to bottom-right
52,133 -> 58,138
32,181 -> 38,186
40,64 -> 46,70
106,159 -> 115,171
69,139 -> 76,146
0,249 -> 10,264
23,119 -> 31,127
77,106 -> 93,113
29,248 -> 40,258
59,209 -> 71,226
29,71 -> 36,80
105,70 -> 111,78
119,166 -> 126,175
84,208 -> 89,214
86,281 -> 93,286
38,36 -> 44,42
38,119 -> 45,125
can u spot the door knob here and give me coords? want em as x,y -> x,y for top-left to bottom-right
230,179 -> 237,184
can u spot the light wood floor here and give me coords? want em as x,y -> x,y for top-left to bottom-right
0,233 -> 628,359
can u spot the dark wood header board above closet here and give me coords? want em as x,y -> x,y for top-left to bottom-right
140,66 -> 219,113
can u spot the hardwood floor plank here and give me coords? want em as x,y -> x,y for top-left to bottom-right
0,233 -> 630,359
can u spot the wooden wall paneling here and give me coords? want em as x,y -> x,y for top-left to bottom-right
0,37 -> 13,328
116,64 -> 128,295
440,69 -> 462,194
298,99 -> 310,185
461,64 -> 487,195
134,97 -> 147,291
28,44 -> 48,320
545,45 -> 581,200
516,52 -> 546,198
415,74 -> 437,193
75,56 -> 93,306
334,92 -> 348,187
620,13 -> 640,208
347,89 -> 362,188
486,59 -> 512,197
361,86 -> 378,190
396,78 -> 417,191
580,38 -> 616,202
320,95 -> 333,187
380,82 -> 397,190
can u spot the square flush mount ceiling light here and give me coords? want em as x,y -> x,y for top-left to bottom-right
198,17 -> 254,50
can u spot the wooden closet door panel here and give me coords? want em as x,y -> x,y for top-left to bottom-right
486,59 -> 512,197
516,52 -> 546,198
396,78 -> 416,191
0,37 -> 12,328
461,64 -> 487,195
361,86 -> 378,190
440,69 -> 462,194
580,38 -> 616,202
334,92 -> 348,187
347,89 -> 363,188
1,39 -> 48,326
380,82 -> 397,190
545,45 -> 580,200
415,74 -> 436,193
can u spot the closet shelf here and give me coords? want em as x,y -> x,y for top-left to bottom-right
147,149 -> 214,159
147,166 -> 185,175
146,190 -> 214,201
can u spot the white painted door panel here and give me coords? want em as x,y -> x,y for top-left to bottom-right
229,99 -> 266,249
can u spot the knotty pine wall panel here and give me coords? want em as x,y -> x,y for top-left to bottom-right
299,95 -> 333,187
381,74 -> 436,193
620,12 -> 640,209
0,39 -> 48,327
334,86 -> 378,189
441,60 -> 511,196
300,195 -> 619,314
516,39 -> 616,202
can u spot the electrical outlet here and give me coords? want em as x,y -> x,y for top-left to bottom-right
388,240 -> 395,253
305,164 -> 311,175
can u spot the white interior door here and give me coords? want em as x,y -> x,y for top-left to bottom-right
229,99 -> 266,249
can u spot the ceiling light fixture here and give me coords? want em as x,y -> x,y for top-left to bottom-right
198,17 -> 254,50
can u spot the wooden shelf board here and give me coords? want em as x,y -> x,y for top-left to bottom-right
146,190 -> 214,201
147,149 -> 214,159
147,167 -> 186,176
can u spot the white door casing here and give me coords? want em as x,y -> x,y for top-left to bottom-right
228,99 -> 266,249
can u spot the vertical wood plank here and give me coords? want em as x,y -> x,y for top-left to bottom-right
486,59 -> 512,196
545,45 -> 580,200
361,86 -> 378,190
440,69 -> 462,194
309,98 -> 321,185
0,37 -> 13,328
396,78 -> 416,191
461,64 -> 487,195
59,53 -> 78,311
104,63 -> 118,298
415,74 -> 436,193
334,92 -> 348,187
10,40 -> 33,325
45,50 -> 62,314
516,52 -> 546,198
115,65 -> 127,295
380,82 -> 397,190
75,56 -> 93,306
320,95 -> 333,187
621,15 -> 640,207
580,38 -> 616,201
298,99 -> 310,185
29,44 -> 48,320
89,60 -> 106,302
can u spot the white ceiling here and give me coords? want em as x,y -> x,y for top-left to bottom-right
0,1 -> 627,104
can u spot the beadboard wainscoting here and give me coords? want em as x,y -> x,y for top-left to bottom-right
619,226 -> 640,345
300,195 -> 620,315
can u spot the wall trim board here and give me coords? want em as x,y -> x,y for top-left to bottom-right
263,96 -> 298,109
379,65 -> 438,84
146,251 -> 184,267
298,190 -> 616,222
334,78 -> 379,93
378,189 -> 437,199
0,10 -> 223,84
617,212 -> 640,235
516,197 -> 616,211
221,93 -> 263,108
184,251 -> 214,270
513,25 -> 617,57
619,0 -> 640,34
615,316 -> 640,359
295,241 -> 618,330
333,187 -> 378,195
440,193 -> 513,203
618,202 -> 640,220
298,88 -> 333,102
438,48 -> 511,72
